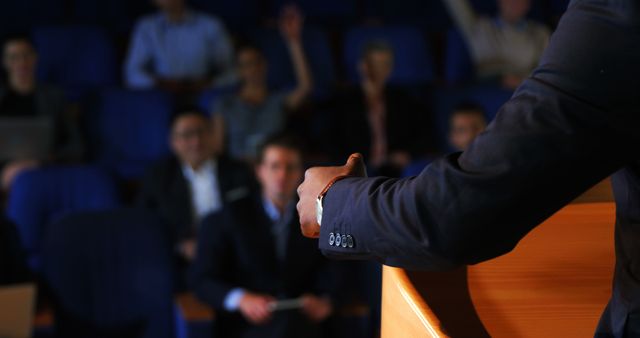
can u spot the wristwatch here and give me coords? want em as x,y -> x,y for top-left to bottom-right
316,175 -> 351,227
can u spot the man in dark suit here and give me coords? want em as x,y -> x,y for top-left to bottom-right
296,1 -> 640,336
191,134 -> 336,338
137,107 -> 255,264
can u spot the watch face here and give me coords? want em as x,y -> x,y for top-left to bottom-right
316,197 -> 323,226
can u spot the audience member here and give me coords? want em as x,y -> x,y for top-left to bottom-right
449,101 -> 487,151
443,0 -> 550,89
0,213 -> 31,285
211,6 -> 313,162
191,134 -> 336,338
0,35 -> 83,191
124,0 -> 236,93
329,41 -> 432,177
137,107 -> 255,273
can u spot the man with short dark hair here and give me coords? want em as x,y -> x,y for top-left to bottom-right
137,108 -> 254,266
191,134 -> 336,338
449,102 -> 487,151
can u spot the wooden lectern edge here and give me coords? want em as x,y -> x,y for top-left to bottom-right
383,265 -> 449,337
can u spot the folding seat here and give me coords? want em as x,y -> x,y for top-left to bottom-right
32,26 -> 118,100
41,208 -> 183,338
444,28 -> 474,86
249,27 -> 335,98
271,0 -> 358,25
6,165 -> 120,270
343,26 -> 435,86
89,89 -> 173,179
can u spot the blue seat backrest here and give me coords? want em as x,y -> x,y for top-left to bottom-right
41,209 -> 174,338
249,26 -> 336,99
32,26 -> 117,100
6,165 -> 120,271
343,26 -> 435,86
90,89 -> 173,179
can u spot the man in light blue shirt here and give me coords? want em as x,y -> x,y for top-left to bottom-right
124,0 -> 236,91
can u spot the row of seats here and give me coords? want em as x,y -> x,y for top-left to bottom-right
0,0 -> 570,32
29,24 -> 487,101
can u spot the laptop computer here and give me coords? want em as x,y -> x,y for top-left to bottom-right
0,283 -> 35,338
0,117 -> 53,162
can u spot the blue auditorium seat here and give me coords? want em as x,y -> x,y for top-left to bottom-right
41,209 -> 180,338
271,0 -> 358,25
72,0 -> 154,33
343,26 -> 435,86
0,0 -> 64,32
249,27 -> 335,98
363,0 -> 451,31
190,0 -> 261,29
433,85 -> 514,152
32,26 -> 117,101
89,89 -> 173,179
444,29 -> 475,86
6,166 -> 120,271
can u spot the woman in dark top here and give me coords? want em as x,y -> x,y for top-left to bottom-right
329,41 -> 433,177
0,35 -> 83,191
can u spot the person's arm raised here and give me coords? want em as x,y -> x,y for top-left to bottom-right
280,5 -> 313,110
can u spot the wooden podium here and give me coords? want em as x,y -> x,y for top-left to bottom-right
381,180 -> 616,337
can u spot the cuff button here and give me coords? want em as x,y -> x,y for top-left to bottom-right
346,235 -> 354,248
328,232 -> 335,246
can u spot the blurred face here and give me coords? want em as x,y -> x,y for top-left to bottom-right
449,112 -> 487,152
256,146 -> 303,203
499,0 -> 530,23
170,114 -> 215,169
3,40 -> 37,82
153,0 -> 184,12
360,50 -> 394,85
237,48 -> 267,85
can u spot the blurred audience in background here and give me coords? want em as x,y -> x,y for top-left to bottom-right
191,134 -> 336,338
449,101 -> 487,152
124,0 -> 236,96
0,35 -> 83,192
329,41 -> 432,177
212,6 -> 313,163
0,0 -> 559,336
0,212 -> 30,285
137,107 -> 254,287
443,0 -> 549,89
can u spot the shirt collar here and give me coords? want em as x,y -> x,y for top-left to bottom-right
262,197 -> 296,223
182,158 -> 216,180
159,9 -> 196,26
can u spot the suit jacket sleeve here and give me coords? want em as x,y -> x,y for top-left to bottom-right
190,212 -> 237,310
319,2 -> 640,270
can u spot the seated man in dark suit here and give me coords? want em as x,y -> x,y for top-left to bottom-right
0,213 -> 30,285
190,134 -> 335,338
137,107 -> 255,268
